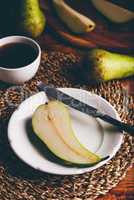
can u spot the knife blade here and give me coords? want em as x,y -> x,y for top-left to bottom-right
37,82 -> 134,136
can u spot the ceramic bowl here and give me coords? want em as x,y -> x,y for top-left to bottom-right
0,36 -> 41,84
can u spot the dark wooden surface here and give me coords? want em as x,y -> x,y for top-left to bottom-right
98,169 -> 134,200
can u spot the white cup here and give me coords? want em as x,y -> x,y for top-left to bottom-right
0,36 -> 41,84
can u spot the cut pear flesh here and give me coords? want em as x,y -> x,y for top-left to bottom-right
47,101 -> 100,161
32,101 -> 101,165
53,0 -> 95,33
91,0 -> 134,23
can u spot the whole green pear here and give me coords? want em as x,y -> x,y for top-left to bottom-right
0,0 -> 45,37
19,0 -> 46,37
86,49 -> 134,82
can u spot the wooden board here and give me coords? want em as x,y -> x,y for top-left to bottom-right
41,0 -> 134,53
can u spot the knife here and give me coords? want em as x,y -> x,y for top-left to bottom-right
37,82 -> 134,136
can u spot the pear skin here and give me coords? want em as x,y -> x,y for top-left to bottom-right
87,49 -> 134,82
20,0 -> 46,37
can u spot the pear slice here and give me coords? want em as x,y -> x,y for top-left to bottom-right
47,101 -> 100,161
91,0 -> 134,23
53,0 -> 95,33
32,101 -> 101,165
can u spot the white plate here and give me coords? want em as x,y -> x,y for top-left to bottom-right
8,88 -> 123,175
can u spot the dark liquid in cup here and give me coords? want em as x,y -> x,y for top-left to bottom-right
0,43 -> 38,68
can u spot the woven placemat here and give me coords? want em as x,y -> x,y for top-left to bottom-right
0,50 -> 134,200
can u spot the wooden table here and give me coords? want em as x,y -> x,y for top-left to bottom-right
98,169 -> 134,200
38,30 -> 134,200
0,0 -> 133,198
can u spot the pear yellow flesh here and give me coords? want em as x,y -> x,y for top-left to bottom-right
47,101 -> 100,162
53,0 -> 95,33
32,102 -> 101,165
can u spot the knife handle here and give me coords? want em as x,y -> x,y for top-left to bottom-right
98,114 -> 134,136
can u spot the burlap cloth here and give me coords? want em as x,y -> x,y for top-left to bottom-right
0,50 -> 134,200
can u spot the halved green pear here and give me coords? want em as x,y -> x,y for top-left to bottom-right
32,101 -> 102,165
